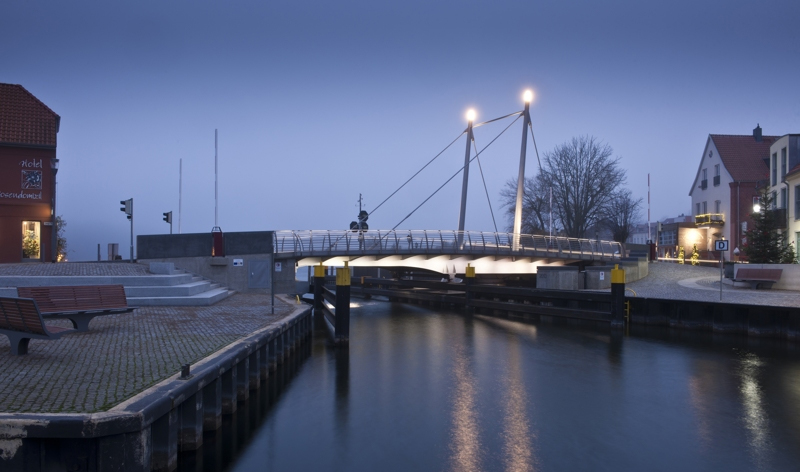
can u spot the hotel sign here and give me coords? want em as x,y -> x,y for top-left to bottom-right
0,158 -> 44,201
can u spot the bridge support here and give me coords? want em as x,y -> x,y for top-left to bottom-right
465,263 -> 475,314
334,262 -> 351,344
610,264 -> 625,328
313,263 -> 325,312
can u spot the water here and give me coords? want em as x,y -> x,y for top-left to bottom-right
213,300 -> 800,472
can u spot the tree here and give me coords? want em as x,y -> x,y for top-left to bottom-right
502,136 -> 627,238
602,189 -> 643,244
742,189 -> 796,263
56,216 -> 68,262
499,175 -> 554,235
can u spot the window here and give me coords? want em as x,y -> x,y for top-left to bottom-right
714,164 -> 720,177
781,150 -> 787,182
22,221 -> 41,260
715,200 -> 721,213
753,196 -> 761,211
702,169 -> 707,180
702,201 -> 707,214
696,202 -> 701,215
795,185 -> 800,219
772,153 -> 778,186
781,188 -> 787,209
772,191 -> 777,209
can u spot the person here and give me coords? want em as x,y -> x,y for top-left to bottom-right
407,233 -> 413,250
358,231 -> 365,250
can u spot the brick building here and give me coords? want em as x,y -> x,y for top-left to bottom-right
0,84 -> 61,263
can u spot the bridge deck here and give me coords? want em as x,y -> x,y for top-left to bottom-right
273,230 -> 622,263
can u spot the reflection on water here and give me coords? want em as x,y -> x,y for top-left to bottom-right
738,351 -> 773,470
449,340 -> 481,472
187,302 -> 800,472
502,336 -> 536,472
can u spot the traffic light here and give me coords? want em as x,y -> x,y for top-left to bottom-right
163,211 -> 172,224
120,199 -> 132,220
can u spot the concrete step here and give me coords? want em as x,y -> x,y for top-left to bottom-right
128,288 -> 235,306
0,273 -> 195,287
0,287 -> 17,297
124,280 -> 213,297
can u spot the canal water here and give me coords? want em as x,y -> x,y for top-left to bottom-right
191,299 -> 800,472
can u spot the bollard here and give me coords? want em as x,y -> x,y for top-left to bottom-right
313,263 -> 325,312
610,264 -> 625,328
465,263 -> 475,314
335,261 -> 351,344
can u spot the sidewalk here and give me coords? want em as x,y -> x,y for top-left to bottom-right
625,263 -> 800,306
0,292 -> 295,413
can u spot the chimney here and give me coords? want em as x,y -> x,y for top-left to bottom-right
753,123 -> 762,142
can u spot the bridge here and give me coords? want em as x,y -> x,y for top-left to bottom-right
273,229 -> 622,274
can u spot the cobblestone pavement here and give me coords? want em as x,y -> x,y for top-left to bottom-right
0,293 -> 296,413
0,262 -> 150,276
624,263 -> 800,307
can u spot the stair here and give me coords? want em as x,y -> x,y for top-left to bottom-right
0,270 -> 235,307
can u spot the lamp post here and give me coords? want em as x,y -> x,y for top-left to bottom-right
457,108 -> 476,248
50,158 -> 59,262
513,89 -> 533,250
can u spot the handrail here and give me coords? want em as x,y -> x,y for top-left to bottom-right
272,230 -> 623,261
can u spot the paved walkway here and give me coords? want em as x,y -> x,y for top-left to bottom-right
625,263 -> 799,306
0,293 -> 295,413
0,262 -> 150,277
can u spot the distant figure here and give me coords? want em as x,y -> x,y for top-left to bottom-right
358,231 -> 365,250
407,233 -> 413,250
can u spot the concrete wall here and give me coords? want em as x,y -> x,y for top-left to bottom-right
137,231 -> 273,259
536,266 -> 582,290
537,258 -> 649,290
734,263 -> 800,290
141,255 -> 297,294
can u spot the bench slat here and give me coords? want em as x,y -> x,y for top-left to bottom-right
17,285 -> 129,314
0,298 -> 49,335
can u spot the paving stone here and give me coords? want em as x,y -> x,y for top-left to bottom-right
0,293 -> 296,413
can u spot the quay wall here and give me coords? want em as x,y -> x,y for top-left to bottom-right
0,300 -> 312,472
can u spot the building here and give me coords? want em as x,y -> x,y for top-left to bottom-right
689,125 -> 778,254
0,84 -> 61,263
766,134 -> 800,255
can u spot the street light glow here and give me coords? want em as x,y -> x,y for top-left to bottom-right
753,203 -> 761,213
466,109 -> 476,122
523,90 -> 534,103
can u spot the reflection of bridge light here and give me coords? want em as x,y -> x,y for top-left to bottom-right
449,346 -> 481,471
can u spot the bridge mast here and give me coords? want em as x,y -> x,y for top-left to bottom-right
513,90 -> 533,250
457,109 -> 476,246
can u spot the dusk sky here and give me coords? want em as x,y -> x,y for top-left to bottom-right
3,0 -> 799,261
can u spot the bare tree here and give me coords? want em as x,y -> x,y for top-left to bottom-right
541,136 -> 626,238
500,176 -> 554,235
603,189 -> 642,244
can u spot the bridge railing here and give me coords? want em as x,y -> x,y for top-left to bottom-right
273,230 -> 623,261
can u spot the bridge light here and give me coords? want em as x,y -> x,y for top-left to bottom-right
466,109 -> 476,123
523,90 -> 534,103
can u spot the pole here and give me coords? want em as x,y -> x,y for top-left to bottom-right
513,100 -> 531,250
130,199 -> 134,263
719,250 -> 723,301
270,256 -> 275,315
610,264 -> 625,328
178,158 -> 182,234
457,116 -> 474,246
549,187 -> 553,237
647,173 -> 651,242
214,130 -> 218,228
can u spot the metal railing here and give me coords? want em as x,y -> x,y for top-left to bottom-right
273,230 -> 623,261
694,213 -> 724,226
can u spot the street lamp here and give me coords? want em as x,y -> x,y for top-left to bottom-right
523,89 -> 534,103
466,109 -> 476,123
50,158 -> 59,262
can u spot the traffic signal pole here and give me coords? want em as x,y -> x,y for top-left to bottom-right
120,198 -> 133,262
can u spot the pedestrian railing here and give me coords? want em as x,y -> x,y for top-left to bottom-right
273,230 -> 622,262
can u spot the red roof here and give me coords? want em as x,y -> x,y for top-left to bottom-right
786,162 -> 800,179
710,134 -> 777,182
0,83 -> 60,148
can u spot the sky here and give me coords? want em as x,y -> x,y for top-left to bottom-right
3,0 -> 800,261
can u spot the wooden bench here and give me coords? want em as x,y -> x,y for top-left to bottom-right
0,297 -> 77,355
733,268 -> 783,290
16,285 -> 134,332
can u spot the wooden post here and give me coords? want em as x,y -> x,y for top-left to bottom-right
335,261 -> 351,344
465,263 -> 475,314
611,264 -> 625,328
313,263 -> 325,312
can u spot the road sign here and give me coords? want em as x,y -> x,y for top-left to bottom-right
714,240 -> 729,251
